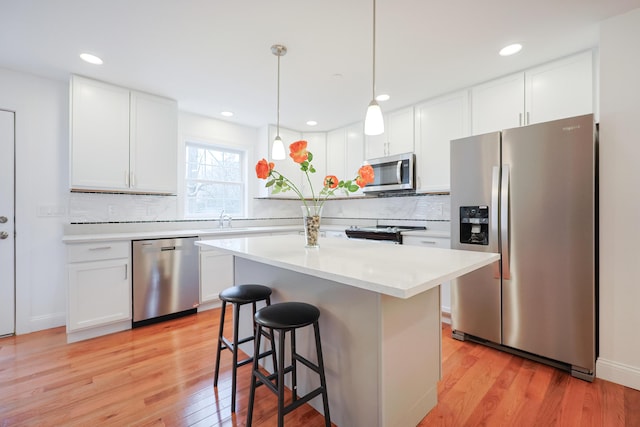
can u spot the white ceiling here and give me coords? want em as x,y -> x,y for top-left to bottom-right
1,0 -> 639,132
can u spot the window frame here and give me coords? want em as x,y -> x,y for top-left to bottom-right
183,140 -> 248,219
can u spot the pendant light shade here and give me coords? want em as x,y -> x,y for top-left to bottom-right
364,0 -> 384,136
365,99 -> 384,135
271,44 -> 287,160
272,135 -> 286,159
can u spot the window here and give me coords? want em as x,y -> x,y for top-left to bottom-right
185,142 -> 246,218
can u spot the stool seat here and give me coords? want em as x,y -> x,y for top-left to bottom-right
254,302 -> 320,330
219,284 -> 272,304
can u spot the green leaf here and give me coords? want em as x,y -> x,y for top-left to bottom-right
307,152 -> 314,161
265,180 -> 275,187
348,184 -> 359,192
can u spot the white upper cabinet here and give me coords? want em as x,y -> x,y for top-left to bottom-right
471,73 -> 525,135
345,123 -> 365,181
70,75 -> 178,194
326,123 -> 365,194
365,106 -> 414,159
414,90 -> 470,193
70,76 -> 131,191
471,50 -> 594,135
301,132 -> 327,198
129,92 -> 178,194
525,50 -> 594,125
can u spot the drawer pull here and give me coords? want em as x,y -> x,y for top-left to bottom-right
89,246 -> 112,251
420,240 -> 437,244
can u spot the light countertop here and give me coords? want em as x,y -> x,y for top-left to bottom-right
197,235 -> 496,299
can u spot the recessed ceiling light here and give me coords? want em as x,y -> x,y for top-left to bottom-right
306,120 -> 318,126
376,94 -> 390,102
221,111 -> 234,117
499,43 -> 522,56
80,53 -> 103,65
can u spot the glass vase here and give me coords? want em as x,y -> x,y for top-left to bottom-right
301,205 -> 322,248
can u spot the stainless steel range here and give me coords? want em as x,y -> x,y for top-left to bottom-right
345,225 -> 426,244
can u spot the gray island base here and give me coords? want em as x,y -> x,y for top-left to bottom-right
197,235 -> 499,427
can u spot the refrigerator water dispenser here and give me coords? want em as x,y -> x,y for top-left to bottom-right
459,206 -> 489,245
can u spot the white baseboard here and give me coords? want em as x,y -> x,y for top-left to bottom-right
441,308 -> 451,324
30,312 -> 65,333
596,357 -> 640,391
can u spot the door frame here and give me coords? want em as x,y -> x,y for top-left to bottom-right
0,109 -> 16,336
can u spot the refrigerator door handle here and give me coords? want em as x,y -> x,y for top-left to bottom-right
501,164 -> 511,279
492,166 -> 500,279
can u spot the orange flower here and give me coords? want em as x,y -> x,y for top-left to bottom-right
255,158 -> 274,179
356,164 -> 375,187
289,140 -> 309,164
324,175 -> 338,189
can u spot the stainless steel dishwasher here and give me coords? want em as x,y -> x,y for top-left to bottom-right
132,236 -> 200,327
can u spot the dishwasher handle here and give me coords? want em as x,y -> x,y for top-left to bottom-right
161,246 -> 176,251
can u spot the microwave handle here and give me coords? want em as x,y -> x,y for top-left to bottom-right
396,161 -> 402,184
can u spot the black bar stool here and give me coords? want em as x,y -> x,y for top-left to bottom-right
213,284 -> 277,413
246,302 -> 331,427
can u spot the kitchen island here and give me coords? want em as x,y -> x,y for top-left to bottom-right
197,235 -> 499,427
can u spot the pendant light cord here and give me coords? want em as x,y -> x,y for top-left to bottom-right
372,0 -> 376,99
277,53 -> 281,134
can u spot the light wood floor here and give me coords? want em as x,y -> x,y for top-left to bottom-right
1,308 -> 639,426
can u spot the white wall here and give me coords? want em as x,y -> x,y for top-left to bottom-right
0,68 -> 69,333
597,8 -> 640,390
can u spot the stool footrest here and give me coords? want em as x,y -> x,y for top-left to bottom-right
293,353 -> 321,375
283,387 -> 325,416
253,366 -> 294,395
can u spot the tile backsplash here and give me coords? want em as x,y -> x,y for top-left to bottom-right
68,191 -> 450,228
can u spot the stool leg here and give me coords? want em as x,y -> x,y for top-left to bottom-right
231,302 -> 241,413
277,329 -> 286,427
213,301 -> 227,387
265,297 -> 278,382
314,321 -> 331,427
291,329 -> 298,403
247,323 -> 263,427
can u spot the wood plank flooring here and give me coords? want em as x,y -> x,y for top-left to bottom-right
1,308 -> 639,426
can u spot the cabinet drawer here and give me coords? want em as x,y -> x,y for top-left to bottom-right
403,236 -> 450,248
67,241 -> 130,263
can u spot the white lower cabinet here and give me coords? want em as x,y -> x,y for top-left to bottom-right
200,247 -> 234,304
403,235 -> 452,320
66,241 -> 131,341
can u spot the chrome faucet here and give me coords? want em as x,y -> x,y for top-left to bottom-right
219,210 -> 231,228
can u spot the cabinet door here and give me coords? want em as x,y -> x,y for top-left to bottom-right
301,132 -> 327,198
326,128 -> 347,179
200,250 -> 234,303
70,75 -> 130,191
68,259 -> 131,331
130,92 -> 178,194
364,107 -> 414,158
345,123 -> 365,194
415,91 -> 470,192
386,107 -> 415,155
471,73 -> 525,135
525,50 -> 593,125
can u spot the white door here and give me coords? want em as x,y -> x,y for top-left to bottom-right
0,110 -> 15,336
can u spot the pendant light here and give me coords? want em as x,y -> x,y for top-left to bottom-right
271,44 -> 287,160
364,0 -> 384,136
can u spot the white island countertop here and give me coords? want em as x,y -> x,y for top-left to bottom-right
197,235 -> 499,299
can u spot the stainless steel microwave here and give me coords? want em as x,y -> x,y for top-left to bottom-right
363,152 -> 416,194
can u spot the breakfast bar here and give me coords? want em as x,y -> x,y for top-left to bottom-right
197,235 -> 499,427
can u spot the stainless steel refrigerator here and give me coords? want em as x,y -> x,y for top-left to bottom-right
450,114 -> 596,381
